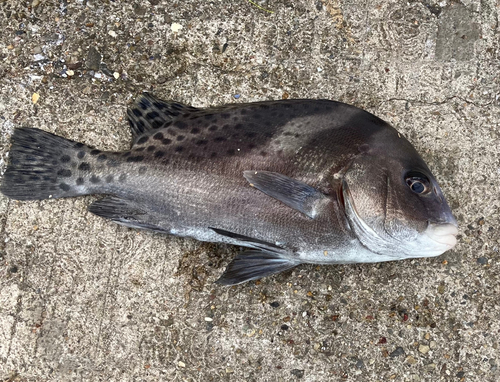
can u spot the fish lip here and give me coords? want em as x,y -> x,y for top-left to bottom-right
424,222 -> 458,249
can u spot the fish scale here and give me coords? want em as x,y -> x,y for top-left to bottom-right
0,93 -> 458,285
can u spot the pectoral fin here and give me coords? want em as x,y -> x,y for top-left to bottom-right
216,251 -> 300,285
243,170 -> 330,219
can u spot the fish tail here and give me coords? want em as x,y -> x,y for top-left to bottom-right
1,128 -> 108,200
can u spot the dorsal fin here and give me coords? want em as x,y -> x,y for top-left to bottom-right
127,93 -> 199,142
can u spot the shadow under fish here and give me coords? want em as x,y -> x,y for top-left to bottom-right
0,93 -> 458,285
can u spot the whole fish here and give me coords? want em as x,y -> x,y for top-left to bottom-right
1,94 -> 458,285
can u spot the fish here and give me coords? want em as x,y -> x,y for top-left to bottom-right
0,93 -> 458,285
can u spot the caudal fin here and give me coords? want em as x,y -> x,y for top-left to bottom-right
1,128 -> 105,200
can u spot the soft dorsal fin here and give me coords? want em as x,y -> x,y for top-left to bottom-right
243,171 -> 330,219
127,93 -> 199,141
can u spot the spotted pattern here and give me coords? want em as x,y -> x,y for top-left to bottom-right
126,99 -> 340,163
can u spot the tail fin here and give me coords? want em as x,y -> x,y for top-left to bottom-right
1,128 -> 105,200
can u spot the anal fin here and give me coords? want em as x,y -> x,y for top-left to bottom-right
88,196 -> 167,233
216,251 -> 299,285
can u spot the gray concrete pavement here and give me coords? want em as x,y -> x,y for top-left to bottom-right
0,1 -> 499,381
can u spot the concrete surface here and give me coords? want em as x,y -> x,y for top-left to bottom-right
0,0 -> 499,381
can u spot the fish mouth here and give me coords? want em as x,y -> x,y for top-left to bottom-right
423,223 -> 458,250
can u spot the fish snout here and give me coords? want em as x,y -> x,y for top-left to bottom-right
424,222 -> 458,250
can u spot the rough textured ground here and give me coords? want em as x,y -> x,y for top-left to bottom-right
0,1 -> 499,381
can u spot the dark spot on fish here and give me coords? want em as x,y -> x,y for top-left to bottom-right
132,108 -> 142,117
57,169 -> 72,177
190,127 -> 200,134
139,98 -> 151,110
122,152 -> 131,157
90,175 -> 100,184
196,139 -> 208,146
60,155 -> 71,163
260,151 -> 268,157
74,142 -> 84,148
137,136 -> 149,144
137,120 -> 146,130
77,151 -> 85,159
204,114 -> 214,121
174,121 -> 188,129
214,136 -> 226,142
167,128 -> 177,136
107,159 -> 120,167
146,111 -> 159,119
222,124 -> 230,130
127,156 -> 144,163
97,154 -> 107,161
154,151 -> 165,158
163,121 -> 172,128
245,132 -> 257,138
221,113 -> 230,119
76,177 -> 84,185
153,102 -> 165,109
152,120 -> 163,129
208,125 -> 218,132
234,124 -> 243,130
153,132 -> 164,140
105,175 -> 113,183
78,162 -> 91,171
138,166 -> 147,175
119,174 -> 127,182
176,135 -> 185,141
30,175 -> 40,181
147,145 -> 156,152
162,138 -> 172,145
59,183 -> 70,191
211,152 -> 217,158
134,147 -> 145,152
175,146 -> 184,152
90,150 -> 100,156
227,149 -> 235,155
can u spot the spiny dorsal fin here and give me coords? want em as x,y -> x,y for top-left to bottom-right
127,93 -> 199,142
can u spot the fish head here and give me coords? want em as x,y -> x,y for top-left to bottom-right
340,133 -> 458,260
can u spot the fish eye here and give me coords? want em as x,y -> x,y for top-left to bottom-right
405,172 -> 431,195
